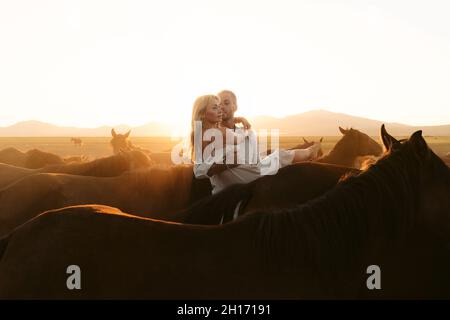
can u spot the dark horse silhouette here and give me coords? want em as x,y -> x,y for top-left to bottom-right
0,125 -> 448,299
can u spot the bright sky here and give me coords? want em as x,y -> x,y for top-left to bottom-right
1,0 -> 450,132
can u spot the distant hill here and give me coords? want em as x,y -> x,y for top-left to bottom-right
0,110 -> 449,136
250,110 -> 450,136
0,120 -> 173,137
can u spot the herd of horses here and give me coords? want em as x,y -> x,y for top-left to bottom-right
0,126 -> 448,299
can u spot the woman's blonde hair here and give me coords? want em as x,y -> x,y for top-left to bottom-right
190,94 -> 220,160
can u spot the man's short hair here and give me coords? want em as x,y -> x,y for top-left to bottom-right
217,90 -> 237,106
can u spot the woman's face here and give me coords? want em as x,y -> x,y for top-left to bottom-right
204,98 -> 222,124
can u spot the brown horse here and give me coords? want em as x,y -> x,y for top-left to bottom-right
111,129 -> 151,155
70,138 -> 83,147
0,126 -> 448,299
0,165 -> 212,238
0,148 -> 26,167
0,148 -> 65,169
0,150 -> 152,189
316,127 -> 382,167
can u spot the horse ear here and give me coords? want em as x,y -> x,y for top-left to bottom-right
339,127 -> 347,135
111,128 -> 117,138
303,137 -> 309,144
380,124 -> 398,151
124,130 -> 131,138
409,130 -> 428,158
320,137 -> 323,143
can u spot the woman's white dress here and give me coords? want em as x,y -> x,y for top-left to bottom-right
193,131 -> 298,194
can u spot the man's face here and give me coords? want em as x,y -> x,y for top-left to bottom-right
218,92 -> 237,121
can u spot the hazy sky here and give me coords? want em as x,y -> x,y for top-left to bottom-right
1,0 -> 449,132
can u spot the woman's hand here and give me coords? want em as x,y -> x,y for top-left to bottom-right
234,117 -> 251,130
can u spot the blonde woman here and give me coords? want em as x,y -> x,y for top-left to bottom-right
191,94 -> 322,194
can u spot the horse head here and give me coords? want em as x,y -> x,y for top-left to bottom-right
111,129 -> 132,154
339,126 -> 382,157
380,124 -> 450,245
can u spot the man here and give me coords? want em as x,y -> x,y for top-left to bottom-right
217,90 -> 251,131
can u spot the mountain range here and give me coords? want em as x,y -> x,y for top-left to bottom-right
0,110 -> 449,137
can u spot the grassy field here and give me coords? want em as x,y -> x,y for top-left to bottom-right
0,136 -> 449,163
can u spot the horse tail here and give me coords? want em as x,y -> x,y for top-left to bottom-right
0,235 -> 10,261
175,183 -> 254,225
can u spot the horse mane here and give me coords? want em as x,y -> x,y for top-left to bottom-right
317,128 -> 356,165
251,140 -> 424,286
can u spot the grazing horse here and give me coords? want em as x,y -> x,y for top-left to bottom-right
0,150 -> 152,189
70,138 -> 83,147
316,127 -> 382,168
111,129 -> 151,155
0,125 -> 448,299
0,148 -> 64,169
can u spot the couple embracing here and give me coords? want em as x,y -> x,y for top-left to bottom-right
189,90 -> 322,194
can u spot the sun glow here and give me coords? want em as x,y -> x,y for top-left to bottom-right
0,0 -> 450,129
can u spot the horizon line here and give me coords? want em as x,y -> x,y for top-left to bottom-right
1,109 -> 450,129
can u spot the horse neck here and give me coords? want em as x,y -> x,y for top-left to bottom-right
256,151 -> 419,286
318,136 -> 358,167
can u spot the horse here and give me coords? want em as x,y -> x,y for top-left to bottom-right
0,150 -> 152,189
0,148 -> 64,169
0,125 -> 448,299
111,129 -> 151,155
0,148 -> 27,167
316,127 -> 382,167
0,164 -> 212,238
70,138 -> 83,147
